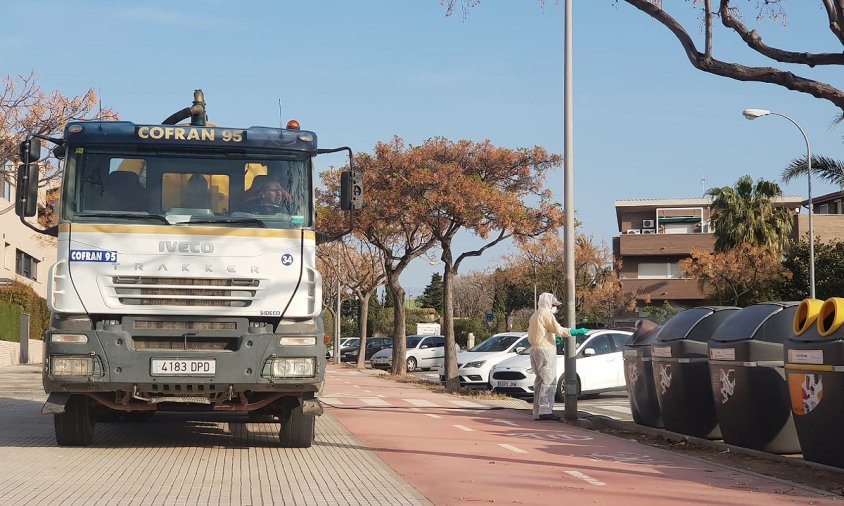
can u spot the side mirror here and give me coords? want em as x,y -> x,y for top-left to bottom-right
19,138 -> 41,164
420,344 -> 429,349
15,163 -> 39,217
515,346 -> 526,354
340,170 -> 363,211
583,348 -> 596,357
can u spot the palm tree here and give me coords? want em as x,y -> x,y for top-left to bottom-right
782,155 -> 844,188
707,175 -> 793,252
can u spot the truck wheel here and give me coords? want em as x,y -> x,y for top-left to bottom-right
54,395 -> 96,446
406,357 -> 417,372
278,399 -> 315,448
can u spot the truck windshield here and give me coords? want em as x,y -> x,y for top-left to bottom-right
63,147 -> 313,229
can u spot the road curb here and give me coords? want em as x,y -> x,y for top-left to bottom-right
584,413 -> 844,477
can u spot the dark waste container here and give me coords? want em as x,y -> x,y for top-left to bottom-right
651,306 -> 739,439
623,319 -> 663,428
785,297 -> 844,467
708,302 -> 801,453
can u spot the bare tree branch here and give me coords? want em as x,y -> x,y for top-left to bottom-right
720,0 -> 844,66
624,0 -> 844,112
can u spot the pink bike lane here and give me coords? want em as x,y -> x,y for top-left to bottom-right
322,366 -> 839,506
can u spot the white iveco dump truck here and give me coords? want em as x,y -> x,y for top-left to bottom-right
15,90 -> 361,447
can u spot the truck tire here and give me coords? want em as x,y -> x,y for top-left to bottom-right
55,395 -> 96,446
278,399 -> 315,448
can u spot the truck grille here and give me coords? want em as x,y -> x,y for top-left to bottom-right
133,336 -> 239,351
109,276 -> 260,307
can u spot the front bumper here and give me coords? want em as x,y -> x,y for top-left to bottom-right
43,321 -> 325,397
489,371 -> 534,396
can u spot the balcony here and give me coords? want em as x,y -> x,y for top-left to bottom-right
617,233 -> 715,256
620,278 -> 705,302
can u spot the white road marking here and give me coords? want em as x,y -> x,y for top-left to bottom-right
343,381 -> 350,384
595,405 -> 633,415
363,390 -> 372,393
490,419 -> 520,427
453,424 -> 474,432
498,443 -> 528,454
408,407 -> 421,412
425,414 -> 442,419
321,398 -> 344,406
450,400 -> 486,408
565,470 -> 606,486
361,397 -> 391,406
405,399 -> 438,407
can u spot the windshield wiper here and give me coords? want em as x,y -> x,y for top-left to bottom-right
76,212 -> 170,224
185,218 -> 267,228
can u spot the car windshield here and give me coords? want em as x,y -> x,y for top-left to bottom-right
556,334 -> 590,355
64,147 -> 312,229
470,334 -> 523,352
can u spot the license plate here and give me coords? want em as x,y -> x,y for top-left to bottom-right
499,381 -> 521,387
151,359 -> 216,376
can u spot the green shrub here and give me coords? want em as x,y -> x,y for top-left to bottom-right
0,282 -> 49,341
0,301 -> 22,342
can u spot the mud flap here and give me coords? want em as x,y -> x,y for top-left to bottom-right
302,399 -> 323,416
42,392 -> 71,415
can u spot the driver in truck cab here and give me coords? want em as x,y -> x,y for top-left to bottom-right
245,175 -> 292,213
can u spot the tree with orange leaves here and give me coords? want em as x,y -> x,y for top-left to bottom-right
679,245 -> 789,306
401,137 -> 563,390
317,146 -> 437,375
1,72 -> 118,191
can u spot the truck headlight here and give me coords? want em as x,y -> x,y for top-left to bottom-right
272,358 -> 316,378
279,337 -> 316,346
51,333 -> 88,344
51,355 -> 94,376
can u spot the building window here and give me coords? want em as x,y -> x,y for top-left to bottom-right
819,204 -> 829,214
638,262 -> 681,279
15,250 -> 38,281
1,172 -> 11,202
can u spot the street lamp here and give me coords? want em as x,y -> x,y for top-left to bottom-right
742,108 -> 815,299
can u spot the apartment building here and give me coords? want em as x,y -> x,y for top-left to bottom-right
793,190 -> 844,242
613,196 -> 802,313
0,170 -> 57,298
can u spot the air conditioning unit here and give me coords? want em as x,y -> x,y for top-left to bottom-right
641,228 -> 656,234
642,219 -> 655,228
626,229 -> 641,235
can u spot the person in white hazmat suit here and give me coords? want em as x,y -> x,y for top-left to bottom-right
527,292 -> 588,420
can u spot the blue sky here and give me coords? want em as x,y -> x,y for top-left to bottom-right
3,1 -> 842,296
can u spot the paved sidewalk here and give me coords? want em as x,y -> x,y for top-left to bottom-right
324,366 -> 840,505
0,365 -> 429,506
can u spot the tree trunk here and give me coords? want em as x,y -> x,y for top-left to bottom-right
442,245 -> 460,391
355,293 -> 371,370
388,273 -> 407,376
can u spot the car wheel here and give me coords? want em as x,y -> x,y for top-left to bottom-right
406,357 -> 417,372
556,375 -> 581,403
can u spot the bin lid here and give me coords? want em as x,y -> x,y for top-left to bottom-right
626,319 -> 662,347
710,302 -> 799,344
658,306 -> 740,342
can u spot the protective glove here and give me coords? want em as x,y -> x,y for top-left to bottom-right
569,328 -> 589,336
555,336 -> 563,345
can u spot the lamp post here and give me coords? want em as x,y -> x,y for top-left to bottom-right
742,109 -> 815,299
563,0 -> 578,421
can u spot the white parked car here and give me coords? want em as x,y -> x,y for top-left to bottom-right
370,335 -> 449,372
489,329 -> 632,401
438,332 -> 529,388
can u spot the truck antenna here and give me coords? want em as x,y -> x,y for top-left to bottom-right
98,86 -> 103,120
278,98 -> 283,128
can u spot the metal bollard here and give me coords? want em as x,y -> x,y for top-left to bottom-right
19,313 -> 29,364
